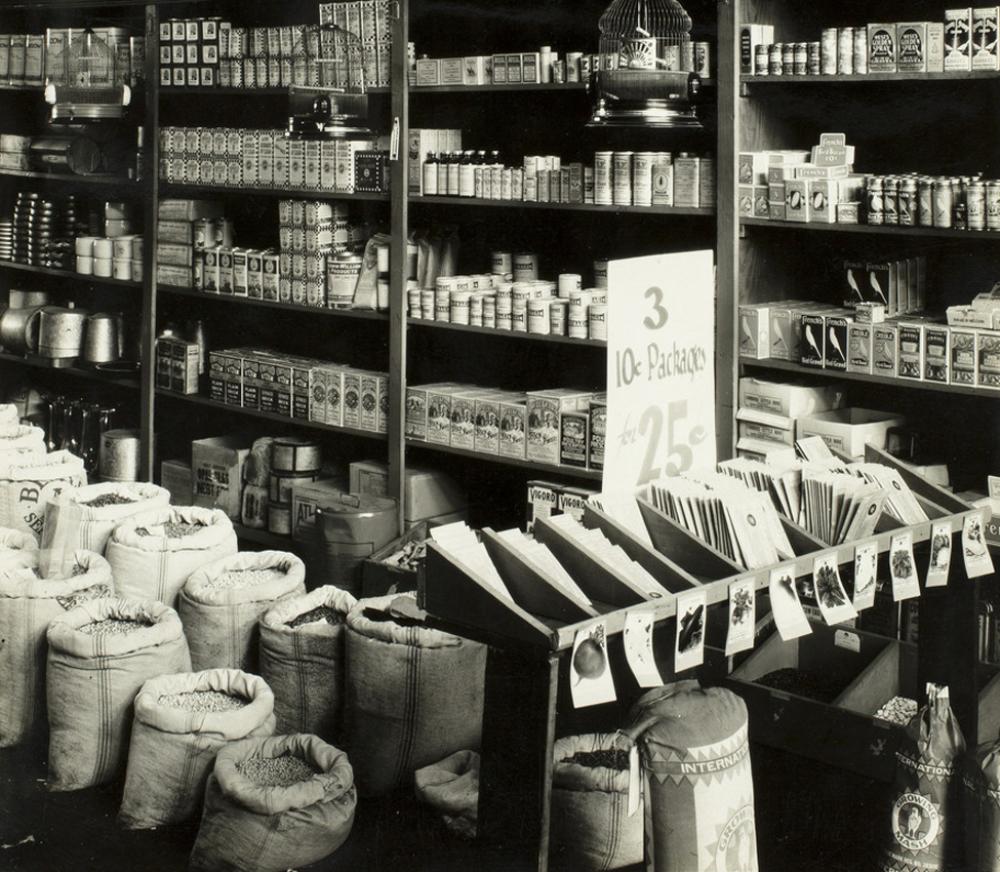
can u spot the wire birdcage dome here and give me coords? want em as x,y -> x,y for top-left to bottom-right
598,0 -> 693,69
66,29 -> 116,87
45,28 -> 130,121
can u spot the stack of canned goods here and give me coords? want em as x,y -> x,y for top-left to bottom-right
753,27 -> 871,77
408,253 -> 609,342
864,174 -> 1000,232
7,192 -> 80,270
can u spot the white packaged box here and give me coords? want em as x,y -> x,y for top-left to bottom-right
796,408 -> 906,458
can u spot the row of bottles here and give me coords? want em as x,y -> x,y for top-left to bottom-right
422,150 -> 503,198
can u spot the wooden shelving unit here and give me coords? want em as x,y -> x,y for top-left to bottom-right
411,195 -> 714,216
0,169 -> 139,186
0,260 -> 142,288
742,216 -> 1000,241
407,317 -> 607,348
162,182 -> 389,202
405,438 -> 602,481
0,352 -> 140,389
158,286 -> 389,321
741,70 -> 1000,85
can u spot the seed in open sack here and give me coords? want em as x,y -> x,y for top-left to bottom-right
78,617 -> 152,636
874,695 -> 918,727
80,493 -> 138,508
236,753 -> 319,787
157,690 -> 249,713
202,568 -> 284,591
56,584 -> 112,610
563,750 -> 630,771
756,667 -> 844,703
136,521 -> 205,538
286,606 -> 343,628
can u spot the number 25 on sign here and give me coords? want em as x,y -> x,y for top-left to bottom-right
618,400 -> 707,485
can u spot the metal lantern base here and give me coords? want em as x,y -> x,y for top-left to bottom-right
589,99 -> 703,128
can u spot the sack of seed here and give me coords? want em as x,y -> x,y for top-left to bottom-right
0,422 -> 45,456
180,551 -> 307,673
0,525 -> 38,570
46,596 -> 192,791
38,481 -> 171,578
625,681 -> 758,872
882,683 -> 966,872
189,733 -> 356,872
968,730 -> 1000,872
0,550 -> 113,748
414,750 -> 481,840
106,507 -> 238,608
0,403 -> 19,436
550,734 -> 643,870
258,585 -> 357,739
344,594 -> 487,797
0,449 -> 86,541
119,669 -> 276,830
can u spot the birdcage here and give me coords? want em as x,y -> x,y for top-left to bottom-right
44,28 -> 130,122
589,0 -> 702,128
287,23 -> 375,140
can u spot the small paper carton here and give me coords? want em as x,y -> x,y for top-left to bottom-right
192,436 -> 250,519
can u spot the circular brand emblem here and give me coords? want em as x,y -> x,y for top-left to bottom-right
715,805 -> 756,871
892,793 -> 939,853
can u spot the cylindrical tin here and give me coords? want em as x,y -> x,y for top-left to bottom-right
99,428 -> 140,482
793,42 -> 807,76
613,152 -> 633,206
866,176 -> 885,226
853,29 -> 868,74
513,252 -> 539,282
987,181 -> 1000,231
83,313 -> 120,364
268,503 -> 292,536
527,299 -> 552,335
694,42 -> 710,78
408,287 -> 422,318
272,436 -> 321,473
558,273 -> 582,299
633,152 -> 654,207
0,304 -> 44,354
113,258 -> 131,281
934,178 -> 954,228
781,42 -> 794,75
420,288 -> 435,320
594,259 -> 609,289
594,151 -> 613,205
93,257 -> 113,278
807,42 -> 821,75
837,28 -> 854,75
450,290 -> 472,325
434,287 -> 451,322
754,44 -> 769,76
326,252 -> 362,308
492,251 -> 513,275
821,29 -> 838,75
897,178 -> 917,227
269,471 -> 319,505
38,306 -> 87,359
918,177 -> 935,227
589,304 -> 608,341
768,43 -> 783,76
883,176 -> 899,225
969,180 -> 987,231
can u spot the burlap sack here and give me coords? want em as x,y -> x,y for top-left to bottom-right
119,669 -> 276,830
46,597 -> 192,790
0,403 -> 19,435
626,681 -> 758,872
344,594 -> 487,797
415,749 -> 480,839
39,481 -> 171,577
0,422 -> 44,455
881,684 -> 966,872
258,585 -> 357,739
0,449 -> 86,540
0,550 -> 112,747
0,526 -> 37,569
106,506 -> 237,608
189,733 -> 356,872
551,734 -> 643,870
180,551 -> 306,673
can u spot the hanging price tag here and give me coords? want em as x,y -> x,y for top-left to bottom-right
674,588 -> 707,672
725,577 -> 757,656
569,621 -> 616,709
926,522 -> 953,588
623,609 -> 663,688
813,554 -> 857,626
769,567 -> 811,641
890,532 -> 920,601
963,513 -> 995,579
853,540 -> 878,611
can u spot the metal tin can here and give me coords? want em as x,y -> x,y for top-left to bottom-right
781,42 -> 794,75
793,42 -> 807,75
821,29 -> 838,74
632,151 -> 654,207
987,181 -> 1000,231
755,44 -> 769,76
918,177 -> 935,227
837,28 -> 855,75
897,177 -> 917,226
594,151 -> 613,205
883,176 -> 899,225
853,28 -> 869,74
694,42 -> 710,77
866,176 -> 884,225
613,151 -> 633,206
769,43 -> 783,76
969,180 -> 987,231
513,252 -> 539,282
807,42 -> 821,75
193,218 -> 216,250
953,178 -> 968,230
933,178 -> 954,229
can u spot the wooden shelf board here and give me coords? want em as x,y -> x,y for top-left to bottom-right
741,217 -> 1000,241
0,169 -> 138,186
406,438 -> 602,481
155,389 -> 389,441
412,195 -> 713,217
407,317 -> 607,348
412,82 -> 588,93
0,352 -> 140,388
742,71 -> 1000,85
157,286 -> 389,321
162,182 -> 389,202
161,86 -> 390,96
0,259 -> 141,288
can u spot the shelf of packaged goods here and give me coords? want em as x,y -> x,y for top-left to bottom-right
155,389 -> 389,441
411,196 -> 713,217
411,82 -> 588,94
0,84 -> 43,92
0,169 -> 139,187
157,286 -> 389,322
406,438 -> 602,482
741,71 -> 1000,86
0,260 -> 141,288
741,358 -> 989,400
740,217 -> 1000,241
160,86 -> 390,96
0,351 -> 140,389
161,182 -> 389,202
407,318 -> 606,348
233,523 -> 300,550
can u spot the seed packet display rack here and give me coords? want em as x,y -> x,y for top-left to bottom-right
420,444 -> 993,872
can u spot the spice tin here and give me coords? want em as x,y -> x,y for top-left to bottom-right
919,177 -> 935,226
754,44 -> 769,75
781,42 -> 794,74
883,176 -> 899,225
934,177 -> 954,228
854,28 -> 869,74
866,176 -> 884,225
807,42 -> 821,75
897,177 -> 917,226
768,43 -> 783,75
821,29 -> 838,74
838,28 -> 855,75
987,181 -> 1000,230
968,179 -> 987,230
793,42 -> 807,75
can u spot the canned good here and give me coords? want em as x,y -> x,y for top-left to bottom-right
558,273 -> 582,299
807,42 -> 821,75
755,44 -> 770,76
853,28 -> 868,74
793,42 -> 807,76
492,251 -> 513,274
953,178 -> 968,231
969,180 -> 986,231
866,176 -> 884,226
897,178 -> 917,226
613,151 -> 633,206
194,218 -> 216,249
632,152 -> 654,207
694,42 -> 710,78
408,287 -> 422,318
918,177 -> 935,227
987,181 -> 1000,231
420,288 -> 435,320
513,252 -> 539,282
326,252 -> 363,308
781,42 -> 794,75
933,178 -> 954,229
883,176 -> 898,225
450,291 -> 472,325
594,151 -> 613,206
593,259 -> 609,289
768,43 -> 783,76
837,28 -> 854,75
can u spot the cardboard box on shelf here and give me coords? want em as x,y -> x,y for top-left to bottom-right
192,436 -> 250,519
738,378 -> 844,418
797,408 -> 906,458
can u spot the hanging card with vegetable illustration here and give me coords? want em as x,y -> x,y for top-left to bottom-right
812,554 -> 857,626
623,609 -> 663,688
925,521 -> 952,588
570,620 -> 617,708
890,531 -> 920,601
726,577 -> 757,656
769,567 -> 811,641
853,540 -> 878,610
963,514 -> 994,579
674,588 -> 707,672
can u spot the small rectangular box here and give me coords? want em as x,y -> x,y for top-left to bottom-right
784,180 -> 809,223
868,23 -> 898,72
808,180 -> 837,223
739,378 -> 845,419
872,323 -> 899,378
825,315 -> 851,371
241,356 -> 260,411
499,397 -> 528,459
526,390 -> 592,466
324,367 -> 346,427
416,57 -> 440,86
257,360 -> 278,414
924,326 -> 951,383
439,57 -> 464,85
492,54 -> 507,84
737,409 -> 795,446
192,436 -> 249,520
589,396 -> 607,471
521,52 -> 540,83
837,203 -> 861,224
740,24 -> 775,75
800,314 -> 826,368
738,152 -> 770,186
973,7 -> 1000,69
978,332 -> 1000,389
847,323 -> 874,374
449,391 -> 478,449
797,408 -> 906,458
896,22 -> 927,72
359,372 -> 380,432
897,323 -> 925,380
426,384 -> 463,445
560,411 -> 590,469
463,56 -> 487,85
928,22 -> 946,71
738,304 -> 770,359
506,54 -> 523,84
951,329 -> 977,385
946,8 -> 974,70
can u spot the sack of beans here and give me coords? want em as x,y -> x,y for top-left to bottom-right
968,731 -> 1000,872
550,734 -> 643,870
0,422 -> 45,456
119,669 -> 276,830
0,550 -> 113,748
882,684 -> 966,872
38,481 -> 171,578
0,403 -> 19,434
344,594 -> 487,797
414,750 -> 480,839
258,585 -> 357,739
0,525 -> 38,569
46,597 -> 192,791
180,551 -> 307,673
189,733 -> 356,872
625,681 -> 758,872
0,449 -> 86,541
106,507 -> 238,608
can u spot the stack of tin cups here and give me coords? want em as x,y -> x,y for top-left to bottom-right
76,234 -> 143,280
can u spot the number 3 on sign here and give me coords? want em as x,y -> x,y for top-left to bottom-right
644,286 -> 668,331
637,400 -> 707,484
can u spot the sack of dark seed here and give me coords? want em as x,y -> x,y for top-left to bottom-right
119,669 -> 276,830
189,733 -> 356,872
258,585 -> 357,740
46,596 -> 191,791
106,507 -> 237,608
0,550 -> 113,748
180,551 -> 307,674
39,481 -> 170,578
550,734 -> 643,870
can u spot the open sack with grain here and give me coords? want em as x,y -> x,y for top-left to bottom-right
414,749 -> 481,840
0,449 -> 86,540
106,506 -> 237,608
0,550 -> 112,748
189,733 -> 356,872
46,596 -> 192,791
0,525 -> 38,569
180,551 -> 307,673
344,593 -> 487,797
38,481 -> 171,578
258,584 -> 357,739
118,669 -> 276,830
550,734 -> 643,871
0,402 -> 19,434
0,420 -> 45,456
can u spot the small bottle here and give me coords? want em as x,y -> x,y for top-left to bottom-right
132,126 -> 144,181
459,150 -> 476,198
423,152 -> 438,196
447,151 -> 461,197
437,151 -> 449,196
